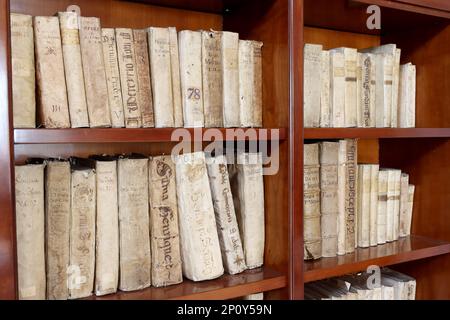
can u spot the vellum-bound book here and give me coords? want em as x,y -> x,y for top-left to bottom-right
357,165 -> 371,248
244,293 -> 264,300
79,17 -> 111,128
384,169 -> 401,242
369,165 -> 379,246
222,31 -> 240,127
304,44 -> 322,128
45,160 -> 71,300
11,13 -> 35,128
337,140 -> 347,255
398,173 -> 409,238
377,170 -> 389,244
252,41 -> 263,127
15,163 -> 46,300
330,50 -> 345,127
358,53 -> 375,127
169,27 -> 184,127
320,50 -> 331,127
230,152 -> 265,268
58,12 -> 89,128
118,156 -> 151,291
34,16 -> 70,128
398,63 -> 416,128
405,185 -> 415,237
206,154 -> 247,275
92,157 -> 119,296
175,152 -> 224,281
149,156 -> 183,287
345,139 -> 358,253
69,159 -> 96,299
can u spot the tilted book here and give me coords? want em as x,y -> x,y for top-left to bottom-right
175,152 -> 224,281
15,164 -> 46,300
11,13 -> 35,128
118,156 -> 151,291
304,44 -> 322,128
398,173 -> 409,238
45,160 -> 71,300
79,17 -> 111,127
320,50 -> 331,128
206,154 -> 247,274
58,12 -> 89,128
149,156 -> 183,287
169,27 -> 184,127
34,16 -> 70,128
405,185 -> 415,237
222,31 -> 240,127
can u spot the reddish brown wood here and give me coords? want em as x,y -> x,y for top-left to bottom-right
0,0 -> 17,300
126,0 -> 247,14
394,0 -> 450,12
353,0 -> 450,18
304,128 -> 450,139
86,267 -> 286,300
304,235 -> 450,283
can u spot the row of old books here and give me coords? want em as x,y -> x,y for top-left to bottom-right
304,141 -> 415,260
11,12 -> 263,129
304,43 -> 416,128
305,268 -> 416,300
15,152 -> 265,300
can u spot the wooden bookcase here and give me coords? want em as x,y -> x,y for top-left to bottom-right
0,0 -> 449,301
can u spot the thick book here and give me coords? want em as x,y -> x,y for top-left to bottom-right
79,17 -> 111,128
202,30 -> 223,128
206,154 -> 247,274
134,29 -> 155,128
15,164 -> 46,300
345,139 -> 358,253
358,53 -> 375,127
303,143 -> 321,259
230,152 -> 266,268
118,156 -> 151,291
175,152 -> 224,281
179,30 -> 204,128
304,44 -> 322,128
45,160 -> 71,300
148,156 -> 183,287
101,28 -> 125,127
330,50 -> 345,127
377,170 -> 388,244
169,27 -> 184,127
34,16 -> 70,128
337,140 -> 347,255
398,63 -> 416,128
11,13 -> 35,128
320,50 -> 331,128
357,165 -> 371,248
369,165 -> 379,246
93,157 -> 119,296
319,142 -> 339,257
58,12 -> 89,128
116,28 -> 142,128
222,31 -> 240,127
148,27 -> 175,127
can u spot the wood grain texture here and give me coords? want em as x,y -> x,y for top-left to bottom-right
394,0 -> 450,12
353,0 -> 450,18
304,128 -> 450,139
304,26 -> 380,50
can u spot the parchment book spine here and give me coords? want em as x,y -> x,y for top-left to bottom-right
79,17 -> 111,128
202,30 -> 223,128
133,29 -> 155,128
101,28 -> 125,127
148,27 -> 174,128
320,50 -> 331,128
222,31 -> 240,127
45,161 -> 71,300
398,63 -> 416,128
175,152 -> 224,281
11,13 -> 35,128
399,173 -> 409,238
304,44 -> 322,128
337,140 -> 347,255
330,50 -> 345,127
149,156 -> 183,287
69,165 -> 96,299
58,12 -> 89,128
392,169 -> 402,241
357,164 -> 371,248
116,28 -> 142,128
405,185 -> 415,237
34,16 -> 70,128
206,154 -> 247,274
252,41 -> 263,128
369,165 -> 379,246
377,170 -> 388,244
345,139 -> 357,253
15,164 -> 46,300
239,40 -> 254,128
94,159 -> 119,296
179,30 -> 204,128
118,157 -> 151,291
230,153 -> 266,268
169,27 -> 184,127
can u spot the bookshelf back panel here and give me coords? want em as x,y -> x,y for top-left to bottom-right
304,26 -> 380,50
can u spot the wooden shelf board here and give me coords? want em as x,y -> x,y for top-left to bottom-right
123,0 -> 242,14
304,128 -> 450,139
14,128 -> 286,144
85,267 -> 286,300
304,235 -> 450,283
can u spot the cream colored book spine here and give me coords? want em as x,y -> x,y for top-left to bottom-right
11,13 -> 35,128
330,50 -> 345,127
58,12 -> 89,128
391,49 -> 401,128
369,165 -> 379,246
45,161 -> 71,300
377,170 -> 388,244
34,16 -> 70,128
392,170 -> 402,241
320,50 -> 331,128
337,140 -> 347,255
15,164 -> 46,300
243,293 -> 264,300
179,30 -> 204,128
252,41 -> 263,127
239,40 -> 254,128
117,157 -> 151,291
359,53 -> 373,127
304,44 -> 322,128
69,165 -> 96,299
133,29 -> 155,128
356,52 -> 362,127
303,143 -> 321,259
222,31 -> 240,127
101,28 -> 125,127
169,27 -> 184,127
383,54 -> 394,127
357,165 -> 371,248
175,152 -> 224,281
148,156 -> 183,287
398,173 -> 409,238
405,185 -> 415,236
374,54 -> 389,127
345,139 -> 357,253
116,28 -> 142,128
398,63 -> 416,128
206,154 -> 247,274
148,27 -> 174,128
79,17 -> 111,128
94,158 -> 119,296
319,142 -> 339,257
385,169 -> 401,242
